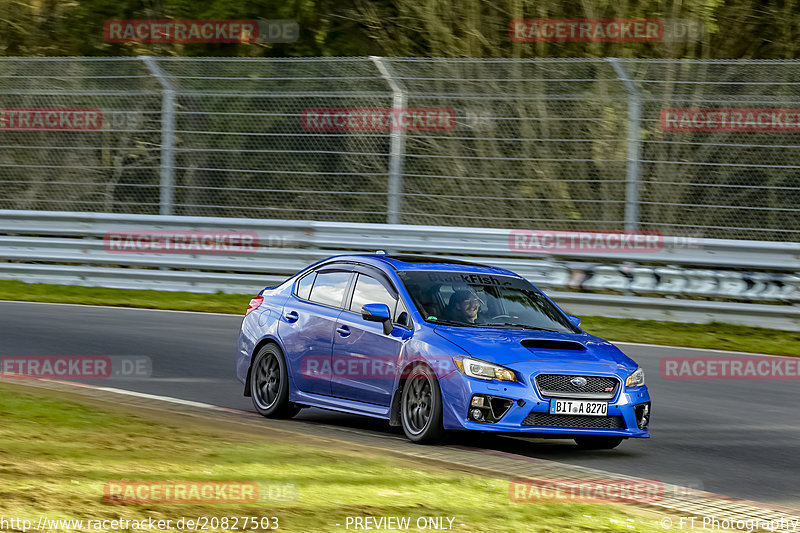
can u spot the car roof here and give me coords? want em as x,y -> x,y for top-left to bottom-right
320,254 -> 520,276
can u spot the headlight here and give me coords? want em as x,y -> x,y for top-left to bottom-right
453,356 -> 517,382
625,367 -> 645,387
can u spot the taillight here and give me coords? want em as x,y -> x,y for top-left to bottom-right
246,296 -> 263,315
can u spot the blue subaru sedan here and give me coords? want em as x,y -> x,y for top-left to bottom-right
236,254 -> 651,447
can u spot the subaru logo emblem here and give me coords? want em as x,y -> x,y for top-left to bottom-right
570,377 -> 588,387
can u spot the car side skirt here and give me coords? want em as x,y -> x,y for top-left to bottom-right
291,390 -> 391,419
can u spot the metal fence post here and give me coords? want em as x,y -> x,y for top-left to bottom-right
371,56 -> 406,225
140,56 -> 176,216
606,58 -> 642,231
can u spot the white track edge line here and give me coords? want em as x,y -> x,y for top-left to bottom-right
0,299 -> 241,317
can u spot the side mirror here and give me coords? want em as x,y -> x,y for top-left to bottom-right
567,314 -> 581,328
361,303 -> 394,335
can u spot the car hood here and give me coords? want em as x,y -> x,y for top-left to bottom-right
433,326 -> 637,370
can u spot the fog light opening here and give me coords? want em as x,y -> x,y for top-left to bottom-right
489,397 -> 513,419
468,394 -> 513,423
634,402 -> 651,430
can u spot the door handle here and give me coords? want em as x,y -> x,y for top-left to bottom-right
336,325 -> 351,337
284,311 -> 299,322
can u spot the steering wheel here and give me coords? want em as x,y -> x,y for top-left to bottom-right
490,314 -> 513,321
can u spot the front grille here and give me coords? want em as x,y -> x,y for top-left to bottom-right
535,374 -> 619,399
522,412 -> 625,429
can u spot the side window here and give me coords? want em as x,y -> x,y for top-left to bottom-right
294,271 -> 316,300
394,299 -> 412,328
349,274 -> 396,313
309,271 -> 352,308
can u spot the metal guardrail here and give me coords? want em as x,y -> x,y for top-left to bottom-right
1,210 -> 798,330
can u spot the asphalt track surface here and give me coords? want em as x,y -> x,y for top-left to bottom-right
2,300 -> 798,508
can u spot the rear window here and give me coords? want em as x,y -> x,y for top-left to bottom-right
294,271 -> 316,300
308,271 -> 352,308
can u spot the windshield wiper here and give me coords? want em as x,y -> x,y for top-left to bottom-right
483,322 -> 560,332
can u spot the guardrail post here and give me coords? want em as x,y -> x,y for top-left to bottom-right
606,58 -> 642,231
141,56 -> 176,216
371,56 -> 406,225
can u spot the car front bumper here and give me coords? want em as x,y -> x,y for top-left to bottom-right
438,364 -> 651,438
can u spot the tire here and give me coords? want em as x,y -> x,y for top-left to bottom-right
250,344 -> 301,419
400,364 -> 445,444
574,436 -> 624,450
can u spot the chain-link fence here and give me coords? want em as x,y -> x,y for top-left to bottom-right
1,57 -> 799,242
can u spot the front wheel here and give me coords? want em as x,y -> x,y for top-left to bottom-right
250,344 -> 301,419
401,364 -> 445,444
574,436 -> 624,450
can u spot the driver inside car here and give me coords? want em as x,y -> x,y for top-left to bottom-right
445,290 -> 482,324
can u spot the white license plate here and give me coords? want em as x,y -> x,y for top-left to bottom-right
549,399 -> 608,417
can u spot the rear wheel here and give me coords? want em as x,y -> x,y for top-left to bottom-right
250,344 -> 301,418
574,436 -> 624,450
401,364 -> 445,444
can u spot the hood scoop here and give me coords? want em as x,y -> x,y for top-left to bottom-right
520,339 -> 586,351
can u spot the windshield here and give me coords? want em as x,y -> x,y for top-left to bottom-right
398,270 -> 579,333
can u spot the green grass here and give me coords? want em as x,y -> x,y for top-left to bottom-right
0,279 -> 250,314
0,280 -> 797,356
580,316 -> 800,357
0,384 -> 665,532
